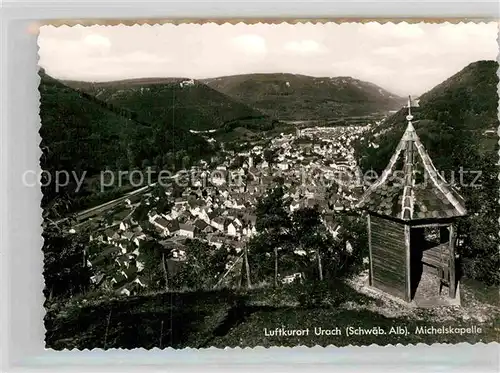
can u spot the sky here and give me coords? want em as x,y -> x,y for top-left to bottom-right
38,22 -> 498,96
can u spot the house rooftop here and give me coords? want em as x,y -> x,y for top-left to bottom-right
179,223 -> 195,232
153,216 -> 170,228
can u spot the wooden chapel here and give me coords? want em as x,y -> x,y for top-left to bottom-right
357,98 -> 467,302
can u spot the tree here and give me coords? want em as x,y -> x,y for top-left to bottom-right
153,155 -> 162,168
139,237 -> 173,291
292,207 -> 327,280
175,150 -> 188,169
115,157 -> 129,171
210,245 -> 237,288
42,218 -> 94,301
230,155 -> 245,169
254,186 -> 293,286
151,184 -> 173,215
252,153 -> 263,165
132,198 -> 151,223
171,240 -> 233,290
181,155 -> 191,169
263,149 -> 277,166
162,152 -> 175,170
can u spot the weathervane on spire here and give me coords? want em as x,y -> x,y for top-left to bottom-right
406,95 -> 414,122
402,95 -> 416,141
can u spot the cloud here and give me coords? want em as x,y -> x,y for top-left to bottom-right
46,51 -> 172,81
331,59 -> 393,79
394,23 -> 425,39
117,51 -> 171,65
38,22 -> 497,94
230,34 -> 267,57
372,46 -> 398,56
83,34 -> 111,50
360,22 -> 425,40
283,40 -> 328,55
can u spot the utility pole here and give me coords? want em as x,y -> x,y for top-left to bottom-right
161,252 -> 169,291
317,248 -> 323,281
244,244 -> 251,288
274,247 -> 278,287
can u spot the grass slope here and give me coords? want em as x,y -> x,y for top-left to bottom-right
45,290 -> 240,349
202,73 -> 404,120
44,280 -> 499,349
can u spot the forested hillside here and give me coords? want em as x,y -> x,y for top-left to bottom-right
203,73 -> 405,120
64,77 -> 276,132
39,71 -> 214,214
355,60 -> 499,285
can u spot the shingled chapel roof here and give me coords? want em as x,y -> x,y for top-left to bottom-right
357,98 -> 467,221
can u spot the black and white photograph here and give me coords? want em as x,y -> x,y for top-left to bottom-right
37,21 -> 499,350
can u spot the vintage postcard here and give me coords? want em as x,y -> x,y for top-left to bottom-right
37,21 -> 499,350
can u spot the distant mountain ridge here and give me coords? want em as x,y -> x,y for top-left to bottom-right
63,73 -> 405,133
201,73 -> 404,121
64,77 -> 273,132
41,72 -> 213,171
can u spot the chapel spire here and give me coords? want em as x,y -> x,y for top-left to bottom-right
357,94 -> 467,221
407,95 -> 413,121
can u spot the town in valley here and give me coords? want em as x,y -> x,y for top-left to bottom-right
71,121 -> 377,296
38,22 -> 500,349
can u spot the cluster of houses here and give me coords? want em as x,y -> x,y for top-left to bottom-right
85,205 -> 148,296
84,124 -> 370,295
267,126 -> 368,211
149,196 -> 258,255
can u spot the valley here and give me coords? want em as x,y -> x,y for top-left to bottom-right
40,60 -> 500,350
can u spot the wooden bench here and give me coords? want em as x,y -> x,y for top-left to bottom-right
421,243 -> 450,294
422,243 -> 449,268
